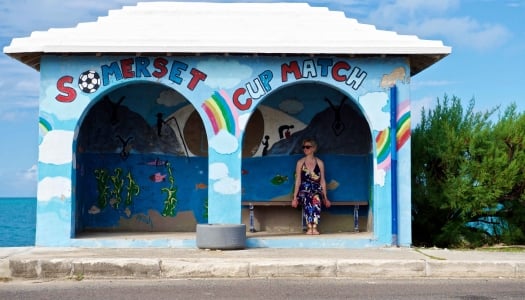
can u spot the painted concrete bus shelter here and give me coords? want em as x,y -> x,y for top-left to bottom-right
4,2 -> 450,248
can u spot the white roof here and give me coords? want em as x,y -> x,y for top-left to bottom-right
4,2 -> 451,75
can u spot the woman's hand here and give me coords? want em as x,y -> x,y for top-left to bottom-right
291,198 -> 299,208
324,198 -> 331,208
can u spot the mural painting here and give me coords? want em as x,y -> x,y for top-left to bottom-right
36,54 -> 411,244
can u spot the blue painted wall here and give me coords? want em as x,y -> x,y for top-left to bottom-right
36,55 -> 412,247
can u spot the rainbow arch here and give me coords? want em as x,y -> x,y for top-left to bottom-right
396,99 -> 411,150
201,91 -> 238,136
376,128 -> 391,170
39,117 -> 52,136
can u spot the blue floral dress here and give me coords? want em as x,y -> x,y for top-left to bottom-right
297,160 -> 323,225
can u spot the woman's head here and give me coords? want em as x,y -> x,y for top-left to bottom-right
302,138 -> 317,152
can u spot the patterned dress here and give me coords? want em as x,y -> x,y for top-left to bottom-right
297,160 -> 323,225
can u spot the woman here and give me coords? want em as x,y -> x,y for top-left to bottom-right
291,138 -> 331,235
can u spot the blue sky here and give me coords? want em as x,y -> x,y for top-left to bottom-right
0,0 -> 524,197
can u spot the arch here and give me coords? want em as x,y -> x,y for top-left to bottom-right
240,81 -> 373,233
73,81 -> 208,235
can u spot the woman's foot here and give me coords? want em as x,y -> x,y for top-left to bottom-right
312,225 -> 320,235
306,224 -> 313,235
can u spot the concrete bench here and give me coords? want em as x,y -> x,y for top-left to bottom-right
243,200 -> 368,233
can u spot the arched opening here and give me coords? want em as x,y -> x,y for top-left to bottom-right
240,82 -> 373,234
74,82 -> 208,235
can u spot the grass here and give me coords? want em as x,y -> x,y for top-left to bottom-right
414,248 -> 447,260
476,245 -> 525,252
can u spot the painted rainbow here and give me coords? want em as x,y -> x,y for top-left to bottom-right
375,128 -> 391,170
39,117 -> 52,135
396,99 -> 411,150
202,91 -> 237,136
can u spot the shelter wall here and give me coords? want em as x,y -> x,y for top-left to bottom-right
36,54 -> 412,247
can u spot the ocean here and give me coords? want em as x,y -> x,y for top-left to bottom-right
0,197 -> 36,247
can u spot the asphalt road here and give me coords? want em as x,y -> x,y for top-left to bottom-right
1,278 -> 524,299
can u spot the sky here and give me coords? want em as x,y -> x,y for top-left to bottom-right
0,0 -> 524,197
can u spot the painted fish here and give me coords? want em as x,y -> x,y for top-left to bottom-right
271,174 -> 288,185
195,183 -> 208,190
326,179 -> 340,190
150,172 -> 167,182
88,205 -> 101,215
146,158 -> 169,166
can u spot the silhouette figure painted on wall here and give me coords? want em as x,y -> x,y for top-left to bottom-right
278,125 -> 294,139
156,113 -> 165,137
116,135 -> 133,160
109,96 -> 126,125
324,97 -> 347,136
261,135 -> 270,156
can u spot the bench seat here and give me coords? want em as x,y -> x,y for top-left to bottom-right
243,200 -> 368,232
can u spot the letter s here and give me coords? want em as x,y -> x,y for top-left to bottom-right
56,76 -> 77,102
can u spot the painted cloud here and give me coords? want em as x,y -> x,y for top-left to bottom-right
278,98 -> 304,114
209,130 -> 239,154
37,176 -> 71,201
39,130 -> 74,165
198,58 -> 252,89
209,162 -> 241,195
358,91 -> 389,131
156,89 -> 186,107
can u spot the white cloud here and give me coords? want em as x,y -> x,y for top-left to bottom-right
364,0 -> 510,52
208,162 -> 241,194
209,162 -> 229,180
371,0 -> 459,22
411,17 -> 511,51
278,99 -> 304,114
237,113 -> 251,132
39,130 -> 74,165
37,176 -> 71,201
358,91 -> 389,131
197,58 -> 252,89
375,168 -> 386,187
209,130 -> 239,154
156,89 -> 186,107
213,176 -> 241,195
22,165 -> 38,181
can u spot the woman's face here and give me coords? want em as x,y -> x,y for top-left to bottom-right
302,142 -> 314,153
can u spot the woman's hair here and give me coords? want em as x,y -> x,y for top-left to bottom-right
302,138 -> 317,148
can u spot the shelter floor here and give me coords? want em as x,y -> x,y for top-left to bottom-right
75,231 -> 372,240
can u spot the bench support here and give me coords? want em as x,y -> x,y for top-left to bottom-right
354,204 -> 360,232
245,201 -> 367,233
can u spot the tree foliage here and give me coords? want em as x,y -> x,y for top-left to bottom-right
411,95 -> 525,247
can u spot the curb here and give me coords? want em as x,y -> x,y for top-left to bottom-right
2,258 -> 524,280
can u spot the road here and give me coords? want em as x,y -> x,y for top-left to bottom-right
1,278 -> 524,299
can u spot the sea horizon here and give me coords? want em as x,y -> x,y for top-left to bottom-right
0,196 -> 36,247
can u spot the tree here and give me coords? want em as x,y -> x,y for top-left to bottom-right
411,95 -> 501,247
487,104 -> 525,244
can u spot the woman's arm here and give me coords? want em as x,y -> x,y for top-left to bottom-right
318,159 -> 331,207
291,159 -> 302,208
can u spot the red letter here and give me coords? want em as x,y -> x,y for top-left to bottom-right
120,58 -> 135,78
152,58 -> 168,78
332,61 -> 350,82
232,88 -> 252,111
187,68 -> 207,91
55,76 -> 77,102
281,61 -> 302,82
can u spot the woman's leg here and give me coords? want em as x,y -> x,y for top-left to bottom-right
311,195 -> 321,234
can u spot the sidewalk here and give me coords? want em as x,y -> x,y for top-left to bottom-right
1,246 -> 524,280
